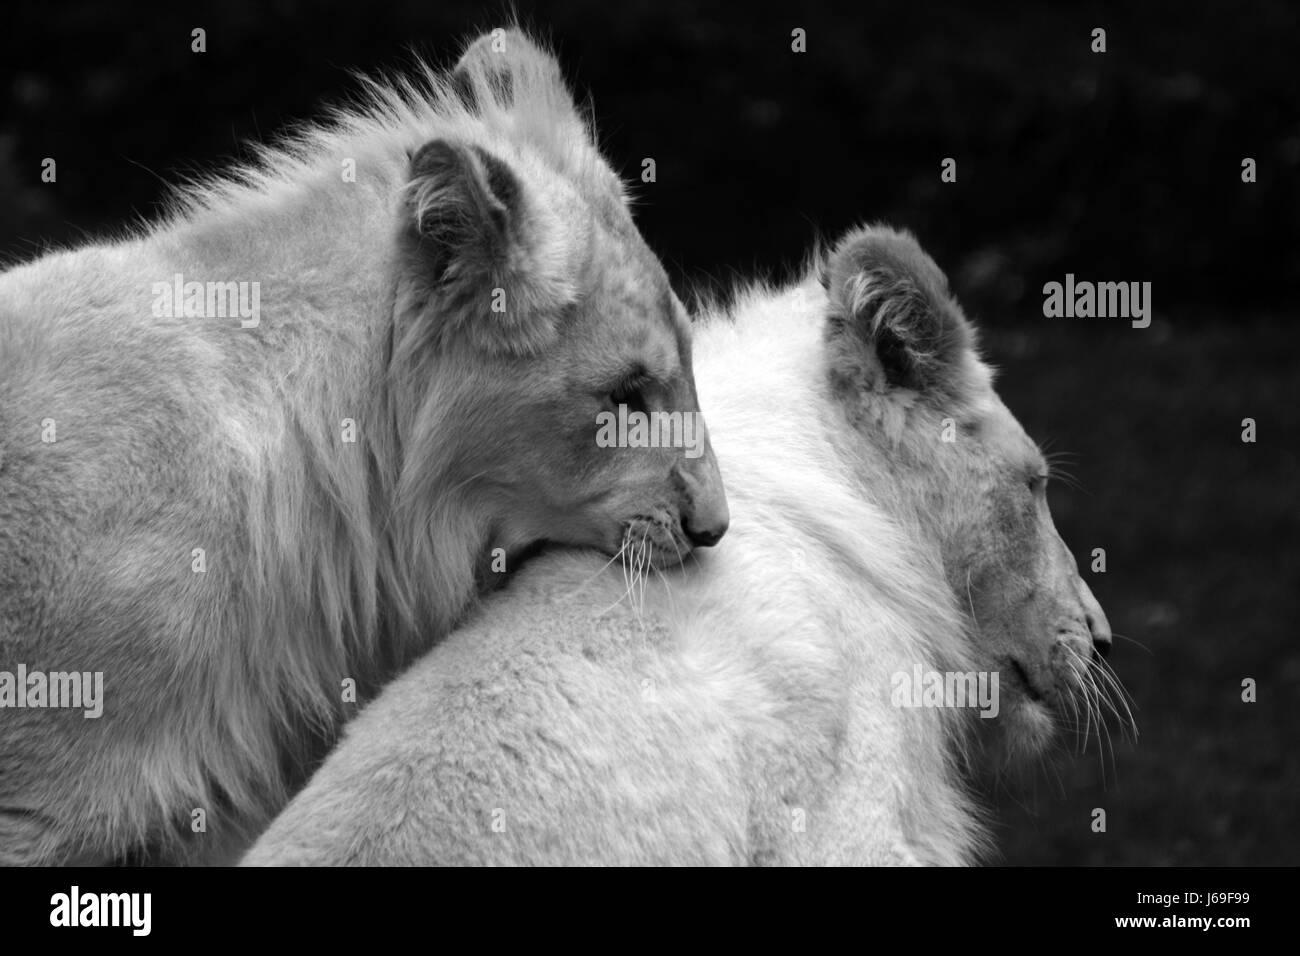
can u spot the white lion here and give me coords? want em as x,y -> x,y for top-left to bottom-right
243,224 -> 1127,866
0,29 -> 728,865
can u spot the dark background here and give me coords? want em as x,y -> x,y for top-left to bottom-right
3,0 -> 1296,865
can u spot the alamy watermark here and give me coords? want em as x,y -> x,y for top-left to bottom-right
0,665 -> 103,718
151,273 -> 260,328
50,886 -> 150,936
596,404 -> 705,459
1042,273 -> 1151,328
890,664 -> 1000,718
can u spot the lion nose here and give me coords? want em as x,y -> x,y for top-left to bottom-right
683,515 -> 727,548
1090,617 -> 1111,660
1078,579 -> 1112,660
676,424 -> 729,549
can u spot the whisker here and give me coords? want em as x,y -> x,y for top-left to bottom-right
1091,669 -> 1116,785
1090,657 -> 1139,742
595,532 -> 640,618
1090,654 -> 1139,719
564,541 -> 633,600
637,534 -> 651,622
1109,631 -> 1154,655
628,533 -> 644,627
1060,659 -> 1084,755
1074,658 -> 1094,753
650,562 -> 678,614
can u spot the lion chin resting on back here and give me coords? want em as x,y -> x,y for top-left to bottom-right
244,225 -> 1126,867
0,29 -> 729,865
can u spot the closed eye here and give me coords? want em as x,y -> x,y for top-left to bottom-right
608,368 -> 651,416
1027,472 -> 1048,495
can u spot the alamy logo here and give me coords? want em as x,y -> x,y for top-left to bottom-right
0,665 -> 103,718
890,665 -> 1000,718
596,404 -> 705,459
151,272 -> 260,328
1042,273 -> 1151,328
50,886 -> 150,936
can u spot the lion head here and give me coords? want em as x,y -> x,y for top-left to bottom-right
386,30 -> 728,579
821,224 -> 1126,759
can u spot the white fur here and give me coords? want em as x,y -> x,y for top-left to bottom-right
243,274 -> 988,867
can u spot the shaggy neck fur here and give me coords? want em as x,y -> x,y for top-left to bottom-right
688,275 -> 987,863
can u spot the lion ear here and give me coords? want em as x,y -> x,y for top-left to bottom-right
822,225 -> 975,401
451,28 -> 591,149
394,138 -> 578,358
448,28 -> 626,206
406,140 -> 517,283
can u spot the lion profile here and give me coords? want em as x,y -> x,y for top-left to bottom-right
243,224 -> 1129,866
0,29 -> 727,864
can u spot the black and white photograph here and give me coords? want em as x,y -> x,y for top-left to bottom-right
0,0 -> 1294,928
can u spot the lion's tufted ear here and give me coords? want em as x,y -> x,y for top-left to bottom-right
393,138 -> 583,358
449,28 -> 627,207
407,140 -> 517,282
452,31 -> 581,125
822,225 -> 975,402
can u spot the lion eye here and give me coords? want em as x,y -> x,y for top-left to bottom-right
1027,473 -> 1048,494
608,370 -> 651,416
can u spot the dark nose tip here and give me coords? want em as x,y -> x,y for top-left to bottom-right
1090,615 -> 1112,661
1077,579 -> 1112,663
683,517 -> 727,548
